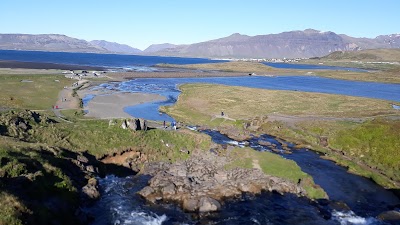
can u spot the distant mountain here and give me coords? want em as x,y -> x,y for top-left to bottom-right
2,30 -> 400,58
150,29 -> 400,58
0,34 -> 107,53
90,40 -> 142,54
143,43 -> 179,53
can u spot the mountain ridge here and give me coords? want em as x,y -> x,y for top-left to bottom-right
1,30 -> 400,58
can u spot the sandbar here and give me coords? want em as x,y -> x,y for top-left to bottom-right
84,92 -> 166,119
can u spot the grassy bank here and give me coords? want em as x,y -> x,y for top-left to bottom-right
157,61 -> 400,83
225,147 -> 327,199
162,83 -> 400,188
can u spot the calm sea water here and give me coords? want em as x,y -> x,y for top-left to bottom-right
0,49 -> 226,69
1,49 -> 369,71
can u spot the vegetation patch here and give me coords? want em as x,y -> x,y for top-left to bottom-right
329,118 -> 400,184
163,83 -> 397,126
163,83 -> 400,188
224,147 -> 327,199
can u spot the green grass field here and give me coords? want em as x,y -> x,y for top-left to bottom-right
163,83 -> 400,188
163,83 -> 398,124
157,60 -> 400,83
224,147 -> 327,199
0,74 -> 73,110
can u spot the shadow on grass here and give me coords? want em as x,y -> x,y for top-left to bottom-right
0,145 -> 136,224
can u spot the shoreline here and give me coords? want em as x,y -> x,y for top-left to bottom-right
104,71 -> 248,81
83,92 -> 166,119
0,60 -> 106,71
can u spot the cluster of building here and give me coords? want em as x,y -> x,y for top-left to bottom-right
62,70 -> 106,80
230,58 -> 305,63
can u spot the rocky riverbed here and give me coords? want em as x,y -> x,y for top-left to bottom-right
137,151 -> 306,213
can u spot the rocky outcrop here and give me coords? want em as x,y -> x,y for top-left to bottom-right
378,210 -> 400,223
137,153 -> 306,212
0,110 -> 53,139
101,149 -> 148,173
121,118 -> 148,131
82,178 -> 100,201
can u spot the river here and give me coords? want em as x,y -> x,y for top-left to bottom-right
82,76 -> 400,224
84,129 -> 399,225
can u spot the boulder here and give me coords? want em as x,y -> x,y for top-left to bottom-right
161,184 -> 176,196
138,186 -> 154,198
128,119 -> 138,130
182,198 -> 199,212
198,197 -> 221,212
82,178 -> 100,200
139,118 -> 147,131
121,120 -> 128,129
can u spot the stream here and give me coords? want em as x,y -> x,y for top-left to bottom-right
85,129 -> 399,225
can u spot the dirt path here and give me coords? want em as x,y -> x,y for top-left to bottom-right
53,79 -> 87,118
211,115 -> 237,122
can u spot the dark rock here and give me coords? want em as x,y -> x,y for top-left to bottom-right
139,118 -> 147,131
378,210 -> 400,222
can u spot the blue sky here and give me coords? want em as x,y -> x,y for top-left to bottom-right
1,0 -> 399,50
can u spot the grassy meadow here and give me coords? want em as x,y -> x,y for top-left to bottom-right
157,60 -> 400,83
0,73 -> 73,110
163,83 -> 400,188
224,147 -> 327,199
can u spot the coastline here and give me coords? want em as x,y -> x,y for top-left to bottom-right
0,60 -> 105,71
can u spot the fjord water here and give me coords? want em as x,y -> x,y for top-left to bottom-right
0,49 -> 369,71
0,50 -> 225,69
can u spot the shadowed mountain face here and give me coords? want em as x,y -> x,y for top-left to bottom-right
0,34 -> 107,53
1,30 -> 400,58
90,40 -> 142,54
